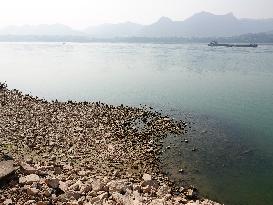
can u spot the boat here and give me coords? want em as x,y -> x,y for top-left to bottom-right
208,41 -> 258,47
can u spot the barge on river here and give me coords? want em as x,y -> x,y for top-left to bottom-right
208,41 -> 258,47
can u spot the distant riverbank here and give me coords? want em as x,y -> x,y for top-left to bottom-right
0,32 -> 273,44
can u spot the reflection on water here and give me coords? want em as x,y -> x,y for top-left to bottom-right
159,111 -> 273,205
1,42 -> 273,205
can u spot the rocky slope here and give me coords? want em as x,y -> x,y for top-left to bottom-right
0,83 -> 221,205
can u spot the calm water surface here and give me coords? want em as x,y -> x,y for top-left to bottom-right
1,42 -> 273,205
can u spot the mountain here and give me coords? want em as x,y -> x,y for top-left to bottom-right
136,17 -> 182,37
0,24 -> 83,36
0,12 -> 273,38
137,12 -> 273,37
85,22 -> 144,38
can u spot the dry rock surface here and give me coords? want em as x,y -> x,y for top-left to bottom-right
0,83 -> 221,205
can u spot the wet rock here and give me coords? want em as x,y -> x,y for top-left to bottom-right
185,188 -> 198,199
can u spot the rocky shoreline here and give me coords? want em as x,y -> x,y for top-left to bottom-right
0,83 -> 221,205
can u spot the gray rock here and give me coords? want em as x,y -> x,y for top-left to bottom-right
0,160 -> 15,180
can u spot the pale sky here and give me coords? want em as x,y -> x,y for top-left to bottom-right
0,0 -> 273,29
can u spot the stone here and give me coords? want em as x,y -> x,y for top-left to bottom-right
54,166 -> 62,175
141,179 -> 159,190
27,187 -> 39,196
59,181 -> 68,192
133,184 -> 141,193
91,179 -> 106,192
3,199 -> 13,205
164,194 -> 172,200
0,160 -> 15,180
80,183 -> 92,194
89,190 -> 98,197
20,163 -> 37,174
142,174 -> 152,181
45,178 -> 60,189
70,180 -> 83,191
36,201 -> 47,205
19,174 -> 40,185
67,191 -> 82,200
98,192 -> 109,200
25,200 -> 36,205
185,188 -> 198,199
43,187 -> 53,197
173,196 -> 187,204
111,192 -> 126,204
102,200 -> 116,205
78,170 -> 88,176
37,202 -> 47,205
107,180 -> 132,194
142,185 -> 152,193
89,196 -> 100,204
156,184 -> 171,196
149,199 -> 165,205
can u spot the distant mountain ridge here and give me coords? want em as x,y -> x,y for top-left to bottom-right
138,12 -> 273,37
0,24 -> 84,36
0,12 -> 273,38
84,22 -> 144,38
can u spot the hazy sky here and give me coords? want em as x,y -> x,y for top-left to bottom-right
0,0 -> 273,29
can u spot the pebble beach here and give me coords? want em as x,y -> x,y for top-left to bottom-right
0,82 -> 221,205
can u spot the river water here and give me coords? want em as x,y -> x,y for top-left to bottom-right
1,42 -> 273,205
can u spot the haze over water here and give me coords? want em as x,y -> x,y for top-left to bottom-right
1,42 -> 273,205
